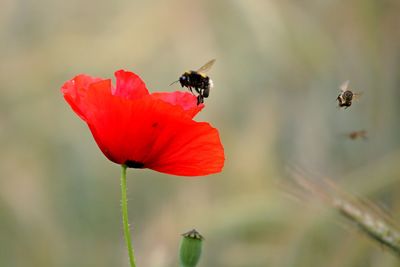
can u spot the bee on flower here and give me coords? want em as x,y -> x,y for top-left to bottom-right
170,59 -> 215,105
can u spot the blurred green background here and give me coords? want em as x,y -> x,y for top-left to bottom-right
1,0 -> 400,266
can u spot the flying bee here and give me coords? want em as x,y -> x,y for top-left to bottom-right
336,80 -> 362,109
344,130 -> 368,140
170,59 -> 215,105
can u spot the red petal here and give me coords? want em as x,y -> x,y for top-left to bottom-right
113,70 -> 149,99
151,91 -> 204,118
61,74 -> 104,120
146,120 -> 225,176
84,86 -> 224,176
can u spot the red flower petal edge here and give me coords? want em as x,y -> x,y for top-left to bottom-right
61,70 -> 224,176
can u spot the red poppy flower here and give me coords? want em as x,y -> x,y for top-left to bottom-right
61,70 -> 224,176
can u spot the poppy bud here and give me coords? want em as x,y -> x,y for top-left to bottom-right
179,229 -> 204,267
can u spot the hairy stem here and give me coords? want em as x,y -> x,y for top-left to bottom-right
120,164 -> 137,267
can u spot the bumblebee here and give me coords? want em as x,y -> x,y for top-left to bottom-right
170,59 -> 215,105
346,130 -> 367,140
336,80 -> 361,109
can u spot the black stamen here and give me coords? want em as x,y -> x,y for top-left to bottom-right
125,160 -> 145,169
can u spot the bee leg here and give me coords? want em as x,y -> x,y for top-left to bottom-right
188,87 -> 195,95
193,87 -> 201,95
197,95 -> 204,105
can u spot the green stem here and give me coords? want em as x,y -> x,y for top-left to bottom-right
120,164 -> 137,267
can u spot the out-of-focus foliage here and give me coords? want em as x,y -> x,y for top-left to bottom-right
1,0 -> 400,266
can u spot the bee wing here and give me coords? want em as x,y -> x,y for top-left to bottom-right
358,130 -> 368,139
353,131 -> 368,140
339,80 -> 350,92
361,132 -> 368,140
338,131 -> 357,140
196,59 -> 216,73
353,92 -> 363,101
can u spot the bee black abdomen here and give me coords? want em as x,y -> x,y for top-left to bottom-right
337,97 -> 352,108
339,101 -> 352,108
202,87 -> 210,98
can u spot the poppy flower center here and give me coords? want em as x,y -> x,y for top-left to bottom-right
125,160 -> 145,169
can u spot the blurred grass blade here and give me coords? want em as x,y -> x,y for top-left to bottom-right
290,170 -> 400,256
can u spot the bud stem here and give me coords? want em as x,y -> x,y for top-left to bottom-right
120,164 -> 137,267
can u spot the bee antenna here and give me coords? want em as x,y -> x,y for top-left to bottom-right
169,80 -> 179,86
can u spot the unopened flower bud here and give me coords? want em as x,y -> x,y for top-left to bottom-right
179,229 -> 204,267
